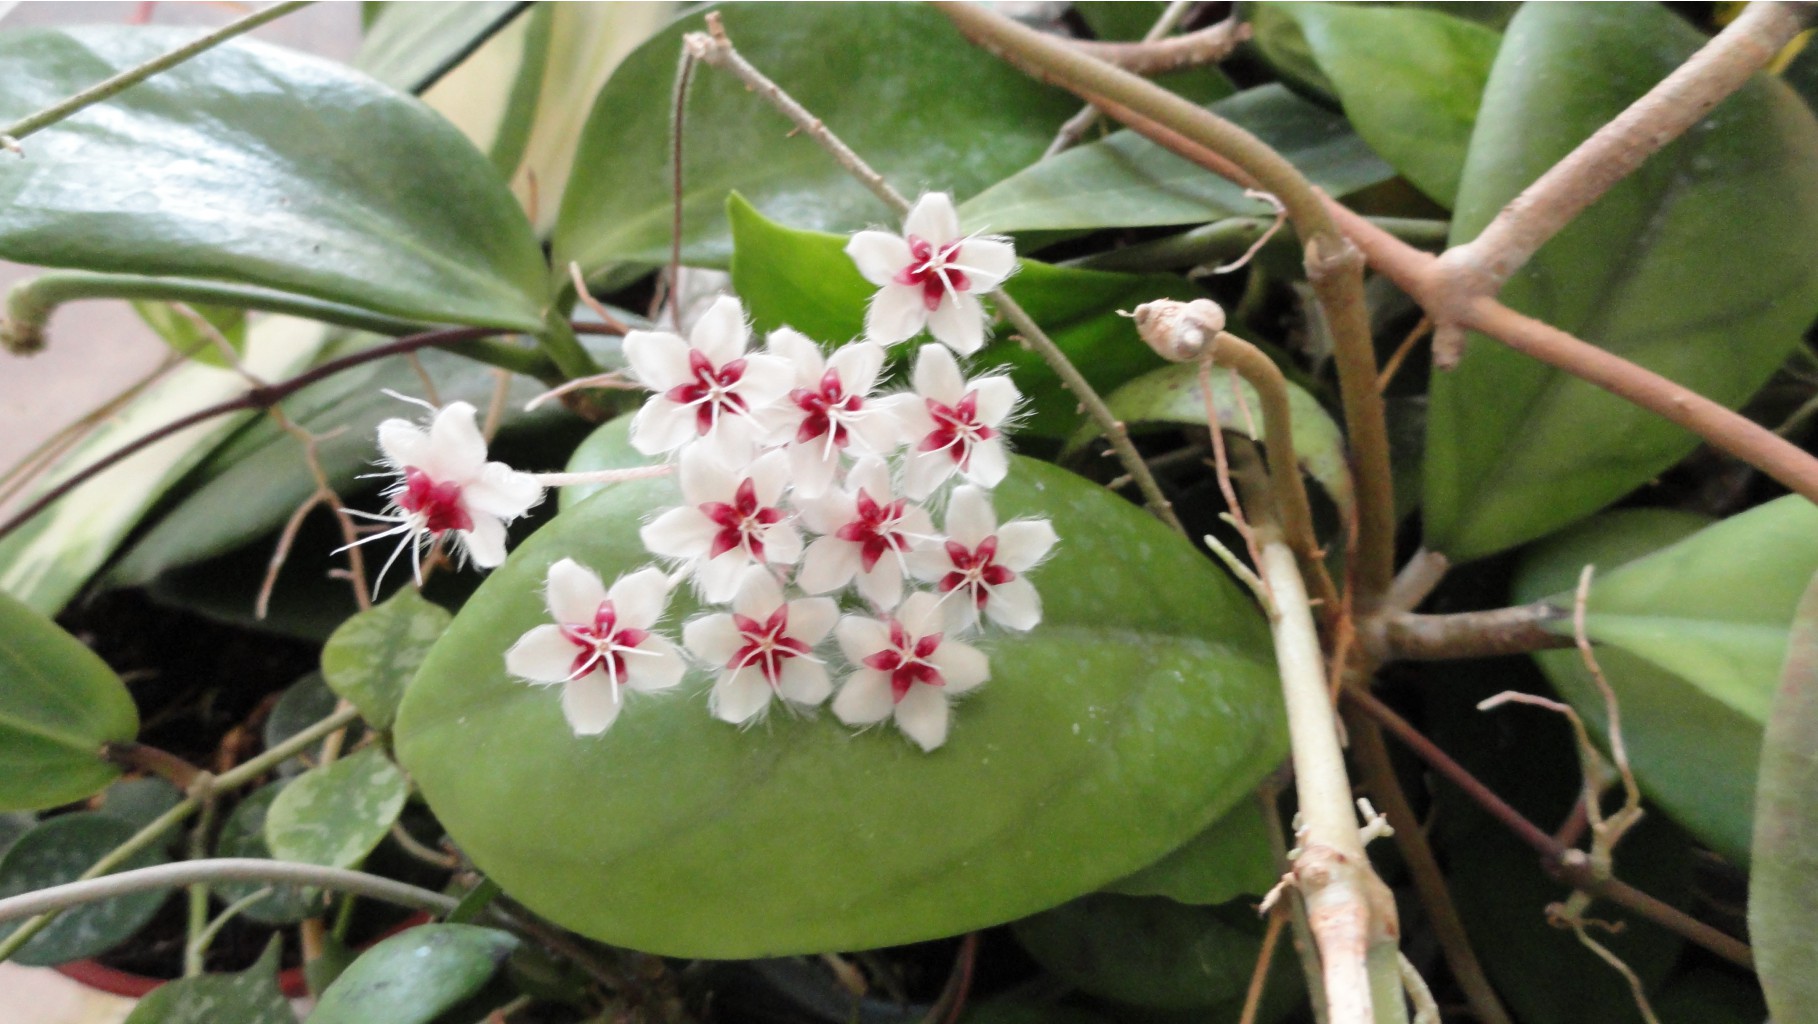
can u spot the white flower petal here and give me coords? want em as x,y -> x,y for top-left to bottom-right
971,375 -> 1022,428
628,636 -> 686,692
846,231 -> 913,286
696,551 -> 749,603
376,418 -> 431,470
683,613 -> 744,666
777,659 -> 832,707
985,576 -> 1042,631
904,192 -> 961,246
461,515 -> 508,568
464,463 -> 543,520
606,566 -> 673,631
678,443 -> 733,504
944,486 -> 997,547
848,407 -> 908,457
561,672 -> 624,736
936,589 -> 982,636
690,295 -> 750,365
896,592 -> 945,638
829,341 -> 888,395
865,284 -> 928,347
734,352 -> 796,410
893,684 -> 951,752
931,638 -> 990,693
730,567 -> 786,620
641,506 -> 717,560
954,237 -> 1017,291
545,558 -> 609,623
630,398 -> 700,456
798,536 -> 860,595
425,402 -> 489,480
786,596 -> 840,646
855,557 -> 905,610
902,449 -> 955,502
505,624 -> 579,683
623,330 -> 693,391
926,290 -> 986,356
695,423 -> 758,470
832,668 -> 894,725
788,439 -> 841,500
712,669 -> 774,725
761,522 -> 803,567
835,615 -> 889,664
746,449 -> 794,507
765,327 -> 826,384
964,439 -> 1010,490
911,344 -> 965,403
796,490 -> 855,538
997,519 -> 1059,571
845,456 -> 893,501
905,547 -> 951,583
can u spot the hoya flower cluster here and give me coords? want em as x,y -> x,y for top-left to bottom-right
355,194 -> 1052,752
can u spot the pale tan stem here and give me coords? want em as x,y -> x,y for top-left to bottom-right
1430,1 -> 1813,363
1066,17 -> 1253,76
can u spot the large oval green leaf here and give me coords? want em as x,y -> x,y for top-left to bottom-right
0,589 -> 137,811
1515,497 -> 1818,864
958,84 -> 1393,234
1258,3 -> 1499,207
553,2 -> 1078,290
1425,3 -> 1818,560
1751,568 -> 1818,1024
0,26 -> 547,332
397,450 -> 1282,957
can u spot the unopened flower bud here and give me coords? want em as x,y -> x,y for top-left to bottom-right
1126,298 -> 1227,362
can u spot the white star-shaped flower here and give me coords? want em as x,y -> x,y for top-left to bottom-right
640,447 -> 802,602
846,192 -> 1016,355
682,567 -> 838,726
796,456 -> 933,610
341,397 -> 543,591
762,330 -> 903,498
832,592 -> 989,752
909,485 -> 1057,633
505,560 -> 685,736
887,344 -> 1021,500
623,294 -> 792,467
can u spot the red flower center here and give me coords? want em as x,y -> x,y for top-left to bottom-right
863,620 -> 947,702
918,390 -> 996,469
560,600 -> 651,682
895,234 -> 971,312
665,348 -> 750,435
700,478 -> 784,561
728,606 -> 813,686
397,467 -> 474,534
836,488 -> 910,572
939,535 -> 1014,609
790,367 -> 863,447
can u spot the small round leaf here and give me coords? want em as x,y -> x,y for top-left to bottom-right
322,588 -> 453,731
0,812 -> 169,966
308,924 -> 519,1024
264,747 -> 409,870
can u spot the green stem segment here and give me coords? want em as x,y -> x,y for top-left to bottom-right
934,1 -> 1398,607
0,705 -> 361,964
1,1 -> 315,147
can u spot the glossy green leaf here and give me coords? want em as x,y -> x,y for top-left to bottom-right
123,937 -> 291,1024
355,1 -> 529,93
214,782 -> 325,925
726,194 -> 1201,437
0,27 -> 548,332
1423,662 -> 1692,1024
265,746 -> 409,869
131,301 -> 248,369
1425,3 -> 1818,560
0,812 -> 169,966
1515,498 -> 1818,864
554,2 -> 1078,289
1262,4 -> 1498,206
1101,798 -> 1276,906
1752,570 -> 1818,1024
264,673 -> 349,777
0,315 -> 334,614
958,85 -> 1394,234
0,589 -> 137,811
1244,5 -> 1338,101
397,444 -> 1282,957
1012,895 -> 1287,1011
98,777 -> 183,840
308,924 -> 518,1024
322,588 -> 453,731
1062,358 -> 1353,516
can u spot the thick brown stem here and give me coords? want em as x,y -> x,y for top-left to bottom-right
1372,603 -> 1573,662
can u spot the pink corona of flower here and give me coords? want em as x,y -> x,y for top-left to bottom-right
624,295 -> 792,467
683,567 -> 838,725
341,397 -> 542,591
832,592 -> 989,752
505,560 -> 685,736
846,193 -> 1016,355
910,485 -> 1056,632
796,457 -> 932,609
889,344 -> 1020,500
